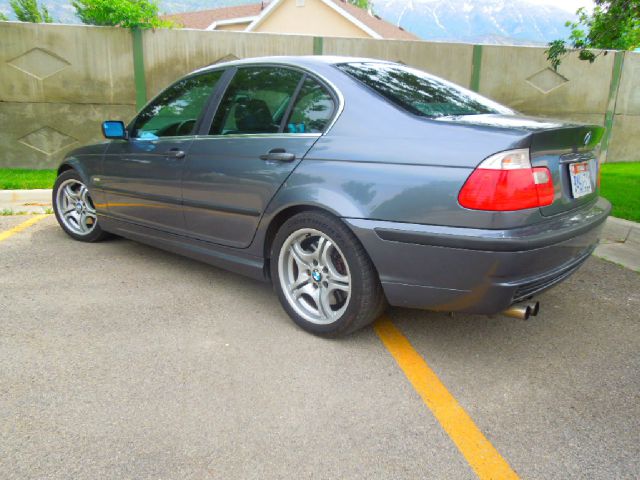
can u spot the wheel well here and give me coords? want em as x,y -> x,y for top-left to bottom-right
262,205 -> 382,293
264,205 -> 333,260
57,163 -> 74,176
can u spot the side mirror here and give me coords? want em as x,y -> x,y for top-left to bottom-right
102,120 -> 128,140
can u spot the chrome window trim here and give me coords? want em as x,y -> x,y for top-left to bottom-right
192,133 -> 322,141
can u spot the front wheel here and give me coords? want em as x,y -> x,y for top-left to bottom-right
53,170 -> 109,242
271,211 -> 386,337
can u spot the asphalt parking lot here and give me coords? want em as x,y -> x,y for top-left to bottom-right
1,215 -> 639,479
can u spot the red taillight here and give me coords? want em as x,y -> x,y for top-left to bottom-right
459,150 -> 555,211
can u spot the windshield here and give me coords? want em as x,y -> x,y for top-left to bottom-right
337,62 -> 513,118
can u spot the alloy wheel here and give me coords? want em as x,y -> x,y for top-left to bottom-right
55,179 -> 98,236
278,228 -> 352,325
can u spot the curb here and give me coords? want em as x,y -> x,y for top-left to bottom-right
0,189 -> 53,214
0,189 -> 52,205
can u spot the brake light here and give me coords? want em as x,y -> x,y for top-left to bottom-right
458,149 -> 555,211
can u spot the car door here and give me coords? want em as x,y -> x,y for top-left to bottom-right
183,66 -> 337,248
101,70 -> 225,234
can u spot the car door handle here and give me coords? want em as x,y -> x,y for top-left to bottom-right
260,148 -> 295,162
167,148 -> 186,159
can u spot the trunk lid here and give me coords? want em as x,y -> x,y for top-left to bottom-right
528,124 -> 604,217
438,114 -> 604,217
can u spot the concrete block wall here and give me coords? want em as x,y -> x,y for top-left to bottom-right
141,29 -> 316,99
1,22 -> 137,168
608,52 -> 640,162
1,22 -> 637,169
320,37 -> 474,88
477,45 -> 613,126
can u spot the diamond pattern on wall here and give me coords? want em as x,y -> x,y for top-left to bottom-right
19,127 -> 77,155
8,48 -> 70,80
526,68 -> 569,94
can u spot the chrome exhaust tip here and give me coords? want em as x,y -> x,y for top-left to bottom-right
529,301 -> 540,317
502,301 -> 540,320
502,304 -> 531,320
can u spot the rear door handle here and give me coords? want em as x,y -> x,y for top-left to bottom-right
260,148 -> 295,162
167,148 -> 186,159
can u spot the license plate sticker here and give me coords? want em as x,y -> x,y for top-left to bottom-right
569,161 -> 593,198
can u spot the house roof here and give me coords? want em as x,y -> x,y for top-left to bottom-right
163,4 -> 263,30
325,0 -> 418,40
163,1 -> 419,40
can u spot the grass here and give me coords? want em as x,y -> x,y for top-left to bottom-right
1,208 -> 53,216
1,209 -> 49,216
0,168 -> 56,190
600,162 -> 640,223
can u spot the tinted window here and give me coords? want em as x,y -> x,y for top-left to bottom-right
286,77 -> 335,133
337,62 -> 512,118
131,71 -> 222,139
210,67 -> 302,135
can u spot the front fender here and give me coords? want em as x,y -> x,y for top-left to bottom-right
56,144 -> 108,210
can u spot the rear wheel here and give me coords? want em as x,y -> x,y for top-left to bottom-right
53,170 -> 109,242
271,211 -> 386,336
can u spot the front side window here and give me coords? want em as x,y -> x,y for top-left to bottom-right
337,62 -> 513,118
285,77 -> 335,134
210,67 -> 302,135
131,70 -> 223,139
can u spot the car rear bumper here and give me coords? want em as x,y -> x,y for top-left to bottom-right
344,197 -> 611,314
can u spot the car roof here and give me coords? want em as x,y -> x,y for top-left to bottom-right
192,55 -> 393,75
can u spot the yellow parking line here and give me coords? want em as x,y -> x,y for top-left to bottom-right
374,317 -> 519,480
0,214 -> 50,243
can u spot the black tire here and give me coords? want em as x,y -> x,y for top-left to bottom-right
52,169 -> 109,243
270,210 -> 387,337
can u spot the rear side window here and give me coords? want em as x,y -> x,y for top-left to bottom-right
210,67 -> 302,135
285,77 -> 335,134
131,71 -> 223,139
337,62 -> 512,118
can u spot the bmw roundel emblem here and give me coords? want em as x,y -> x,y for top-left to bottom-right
584,131 -> 592,145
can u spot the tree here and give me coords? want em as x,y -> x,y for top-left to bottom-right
347,0 -> 372,10
9,0 -> 53,23
547,0 -> 640,70
73,0 -> 173,29
0,12 -> 8,21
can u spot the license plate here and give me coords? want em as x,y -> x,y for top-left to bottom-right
569,161 -> 592,198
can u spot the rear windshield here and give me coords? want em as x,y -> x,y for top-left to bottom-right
337,62 -> 513,118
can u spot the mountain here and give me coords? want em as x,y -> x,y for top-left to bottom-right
0,0 -> 579,46
374,0 -> 579,45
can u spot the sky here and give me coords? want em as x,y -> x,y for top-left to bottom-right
532,0 -> 594,12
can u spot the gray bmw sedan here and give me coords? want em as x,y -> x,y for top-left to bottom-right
53,56 -> 610,336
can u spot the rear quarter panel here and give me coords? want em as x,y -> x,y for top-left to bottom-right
268,158 -> 541,229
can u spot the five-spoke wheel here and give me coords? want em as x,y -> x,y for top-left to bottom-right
271,211 -> 386,336
278,228 -> 352,325
56,179 -> 97,236
53,169 -> 108,242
